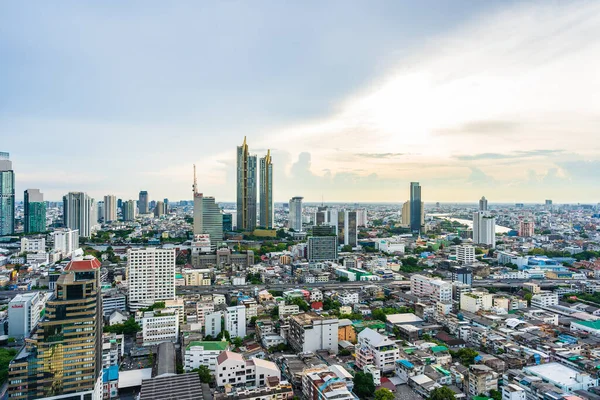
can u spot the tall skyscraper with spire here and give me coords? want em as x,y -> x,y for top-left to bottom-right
236,137 -> 257,231
0,152 -> 15,235
259,150 -> 273,229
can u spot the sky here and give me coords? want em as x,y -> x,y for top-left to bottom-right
1,1 -> 599,204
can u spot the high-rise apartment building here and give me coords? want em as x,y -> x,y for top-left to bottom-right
122,200 -> 136,221
138,191 -> 149,214
409,182 -> 422,233
0,152 -> 15,235
288,196 -> 303,231
222,213 -> 233,232
63,192 -> 94,237
519,219 -> 535,237
410,274 -> 452,303
8,256 -> 103,399
8,292 -> 43,339
259,150 -> 273,229
307,236 -> 338,262
52,229 -> 80,257
154,200 -> 166,217
127,248 -> 176,310
24,189 -> 46,233
96,201 -> 104,223
224,305 -> 246,339
455,245 -> 476,264
473,196 -> 496,248
103,195 -> 117,222
236,137 -> 257,231
288,313 -> 339,354
401,200 -> 424,228
343,210 -> 357,247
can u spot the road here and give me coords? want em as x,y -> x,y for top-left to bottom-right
176,278 -> 582,295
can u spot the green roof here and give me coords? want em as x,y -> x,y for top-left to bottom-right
430,346 -> 449,353
186,341 -> 229,351
175,274 -> 183,279
473,397 -> 492,400
573,320 -> 600,330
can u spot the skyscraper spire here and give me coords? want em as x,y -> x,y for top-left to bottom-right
193,164 -> 198,195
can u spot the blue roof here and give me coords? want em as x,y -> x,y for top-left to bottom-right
102,365 -> 119,383
397,359 -> 414,369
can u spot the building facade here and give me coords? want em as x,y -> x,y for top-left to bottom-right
288,196 -> 303,232
127,248 -> 176,310
0,152 -> 15,235
259,150 -> 273,229
288,313 -> 339,354
224,305 -> 246,338
24,189 -> 46,233
8,292 -> 43,339
63,192 -> 95,238
52,229 -> 80,257
122,200 -> 136,221
307,236 -> 338,262
236,137 -> 257,231
103,195 -> 117,222
410,182 -> 422,233
138,191 -> 149,214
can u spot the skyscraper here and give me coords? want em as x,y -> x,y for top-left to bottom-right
473,195 -> 496,247
127,248 -> 176,310
104,194 -> 117,222
236,137 -> 257,231
8,256 -> 103,399
288,196 -> 303,231
138,190 -> 149,214
193,165 -> 223,248
409,182 -> 422,233
479,196 -> 488,211
122,200 -> 137,221
344,210 -> 358,247
154,200 -> 166,217
259,150 -> 273,229
24,189 -> 46,233
63,192 -> 94,237
0,152 -> 15,235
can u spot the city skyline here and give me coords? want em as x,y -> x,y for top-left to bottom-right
2,1 -> 600,203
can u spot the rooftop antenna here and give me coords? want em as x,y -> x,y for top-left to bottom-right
193,164 -> 198,195
322,194 -> 324,207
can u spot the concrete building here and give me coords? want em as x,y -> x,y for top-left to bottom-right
288,196 -> 303,232
8,292 -> 43,339
288,313 -> 339,354
570,320 -> 600,336
205,312 -> 222,338
524,363 -> 598,392
0,152 -> 15,235
460,291 -> 493,313
410,274 -> 452,303
191,247 -> 254,268
20,237 -> 45,254
193,193 -> 223,249
104,195 -> 117,222
473,210 -> 496,248
307,236 -> 338,262
122,199 -> 137,221
23,189 -> 46,233
302,365 -> 355,400
127,248 -> 176,310
184,341 -> 229,372
502,383 -> 526,400
225,305 -> 246,338
259,150 -> 273,229
401,200 -> 424,229
451,266 -> 473,286
102,333 -> 124,369
138,190 -> 149,214
531,291 -> 559,307
410,182 -> 422,233
343,210 -> 358,247
52,228 -> 80,257
8,257 -> 103,400
236,137 -> 257,231
468,364 -> 498,397
355,328 -> 399,373
455,245 -> 475,264
216,351 -> 280,388
519,220 -> 535,237
63,192 -> 95,237
137,309 -> 179,346
102,291 -> 127,317
183,269 -> 211,286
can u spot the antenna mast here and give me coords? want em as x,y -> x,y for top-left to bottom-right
193,164 -> 198,195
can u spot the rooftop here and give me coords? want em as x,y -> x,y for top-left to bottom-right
186,341 -> 229,351
139,373 -> 204,400
524,362 -> 590,387
65,257 -> 101,271
573,320 -> 600,330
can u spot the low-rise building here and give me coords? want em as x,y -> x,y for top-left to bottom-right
288,313 -> 339,354
184,341 -> 229,372
216,351 -> 280,388
8,292 -> 43,339
355,328 -> 399,373
137,309 -> 179,346
302,365 -> 355,400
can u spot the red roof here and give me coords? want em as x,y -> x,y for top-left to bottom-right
311,302 -> 323,310
65,258 -> 101,271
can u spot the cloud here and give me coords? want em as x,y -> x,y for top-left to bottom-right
437,120 -> 520,136
354,153 -> 405,159
455,149 -> 564,161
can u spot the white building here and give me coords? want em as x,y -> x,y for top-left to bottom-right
8,292 -> 43,339
63,192 -> 95,238
184,341 -> 229,372
20,237 -> 45,254
570,320 -> 600,336
473,211 -> 496,248
196,302 -> 215,326
225,305 -> 246,338
127,247 -> 176,310
502,384 -> 526,400
102,333 -> 124,369
410,275 -> 452,303
355,328 -> 400,373
104,194 -> 117,222
216,351 -> 280,387
531,291 -> 559,307
288,313 -> 339,354
288,197 -> 303,231
338,291 -> 359,306
205,312 -> 223,338
460,291 -> 493,313
137,309 -> 179,346
524,363 -> 598,392
279,303 -> 301,319
455,245 -> 475,264
52,229 -> 80,257
102,291 -> 127,317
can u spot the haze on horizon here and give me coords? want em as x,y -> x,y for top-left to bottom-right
1,1 -> 599,204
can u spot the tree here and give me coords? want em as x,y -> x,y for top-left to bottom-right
524,292 -> 533,306
375,388 -> 395,400
452,237 -> 462,245
353,372 -> 375,398
338,276 -> 349,282
270,306 -> 279,319
232,337 -> 243,348
489,389 -> 502,400
194,365 -> 212,383
450,348 -> 479,366
216,330 -> 231,341
289,297 -> 310,312
428,386 -> 456,400
373,308 -> 387,322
